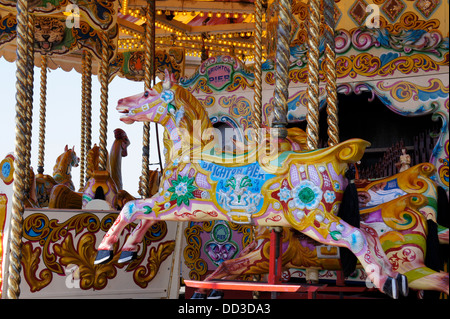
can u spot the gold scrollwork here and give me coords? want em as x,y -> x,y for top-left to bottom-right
21,212 -> 171,292
183,223 -> 208,280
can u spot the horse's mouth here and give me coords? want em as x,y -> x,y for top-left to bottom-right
117,105 -> 130,114
118,106 -> 136,124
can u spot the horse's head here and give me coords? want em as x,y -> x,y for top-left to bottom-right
65,145 -> 80,168
117,69 -> 179,125
53,145 -> 79,177
113,128 -> 131,157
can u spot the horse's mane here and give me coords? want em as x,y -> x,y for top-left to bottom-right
52,147 -> 73,177
153,82 -> 214,159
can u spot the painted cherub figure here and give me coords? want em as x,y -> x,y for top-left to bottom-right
396,148 -> 411,172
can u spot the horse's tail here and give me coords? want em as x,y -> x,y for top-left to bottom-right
338,166 -> 360,277
48,184 -> 82,209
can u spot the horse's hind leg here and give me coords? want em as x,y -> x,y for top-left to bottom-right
191,241 -> 264,299
292,210 -> 402,298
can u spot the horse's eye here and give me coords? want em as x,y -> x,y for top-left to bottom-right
144,91 -> 149,98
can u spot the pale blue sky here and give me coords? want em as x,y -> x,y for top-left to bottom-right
0,58 -> 163,197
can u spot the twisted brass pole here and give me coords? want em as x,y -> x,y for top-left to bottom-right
84,51 -> 93,176
324,0 -> 339,146
8,0 -> 30,299
271,0 -> 292,140
139,1 -> 154,198
98,32 -> 110,171
251,0 -> 265,300
253,0 -> 263,143
37,55 -> 47,175
80,51 -> 87,189
24,12 -> 34,195
306,0 -> 321,150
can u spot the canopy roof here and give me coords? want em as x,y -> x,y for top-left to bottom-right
0,0 -> 265,75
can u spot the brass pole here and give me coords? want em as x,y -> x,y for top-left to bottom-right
84,51 -> 93,176
253,0 -> 263,142
324,0 -> 339,146
8,0 -> 30,299
139,1 -> 154,198
98,32 -> 110,171
24,12 -> 34,195
37,55 -> 47,175
306,0 -> 321,150
271,0 -> 292,140
80,51 -> 88,189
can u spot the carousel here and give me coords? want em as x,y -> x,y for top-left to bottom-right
0,0 -> 448,300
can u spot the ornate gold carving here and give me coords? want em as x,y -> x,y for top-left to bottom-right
21,212 -> 171,292
133,241 -> 175,288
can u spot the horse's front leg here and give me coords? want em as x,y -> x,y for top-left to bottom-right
117,219 -> 157,263
94,198 -> 157,264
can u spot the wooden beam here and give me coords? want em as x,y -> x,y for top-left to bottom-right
155,15 -> 192,33
129,0 -> 255,13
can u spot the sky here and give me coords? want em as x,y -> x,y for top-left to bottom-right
0,58 -> 163,198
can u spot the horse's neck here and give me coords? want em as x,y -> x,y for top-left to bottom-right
53,152 -> 71,180
109,139 -> 123,190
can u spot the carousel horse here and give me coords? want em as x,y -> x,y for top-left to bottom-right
35,145 -> 79,207
94,70 -> 405,298
81,128 -> 133,210
49,129 -> 134,210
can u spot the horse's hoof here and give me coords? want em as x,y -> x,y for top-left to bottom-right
118,251 -> 137,264
207,289 -> 224,299
382,277 -> 399,299
94,250 -> 114,265
191,292 -> 207,299
396,274 -> 408,297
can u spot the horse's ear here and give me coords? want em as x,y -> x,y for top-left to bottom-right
64,145 -> 68,151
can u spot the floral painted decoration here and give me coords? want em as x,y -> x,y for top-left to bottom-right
168,175 -> 197,207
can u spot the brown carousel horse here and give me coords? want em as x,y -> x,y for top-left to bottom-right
35,145 -> 79,207
49,129 -> 135,210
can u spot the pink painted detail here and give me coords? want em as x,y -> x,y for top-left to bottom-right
195,173 -> 211,189
327,163 -> 340,184
307,165 -> 321,186
180,163 -> 191,176
289,164 -> 300,187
